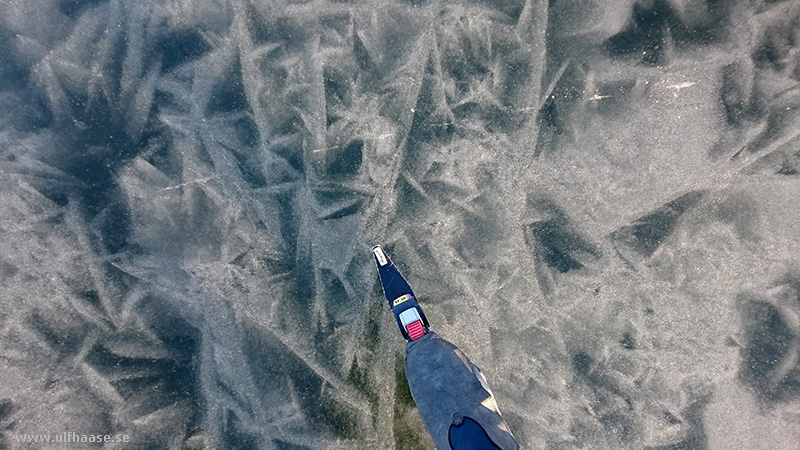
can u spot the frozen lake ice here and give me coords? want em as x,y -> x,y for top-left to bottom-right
1,0 -> 799,448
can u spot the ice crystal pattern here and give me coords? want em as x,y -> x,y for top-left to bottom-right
1,0 -> 799,449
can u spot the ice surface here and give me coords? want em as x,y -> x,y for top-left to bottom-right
1,0 -> 800,449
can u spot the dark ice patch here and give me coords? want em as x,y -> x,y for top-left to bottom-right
612,191 -> 704,257
268,118 -> 307,174
720,62 -> 752,126
94,200 -> 133,254
353,32 -> 375,74
319,12 -> 351,45
222,410 -> 260,450
620,332 -> 636,350
318,199 -> 362,221
0,91 -> 53,131
645,394 -> 710,450
159,30 -> 212,74
0,29 -> 30,92
753,23 -> 798,73
573,352 -> 593,376
85,342 -> 196,401
244,327 -> 363,440
605,0 -> 726,65
524,199 -> 599,275
569,346 -> 712,449
606,0 -> 679,65
222,119 -> 267,188
153,90 -> 186,114
743,99 -> 800,156
534,100 -> 560,156
59,0 -> 108,17
271,190 -> 301,259
570,350 -> 641,445
738,298 -> 798,401
776,157 -> 800,175
206,55 -> 250,115
214,114 -> 265,186
314,186 -> 366,220
530,219 -> 587,272
662,410 -> 682,426
275,440 -> 311,450
324,66 -> 354,127
233,116 -> 260,148
245,7 -> 309,51
535,65 -> 586,156
80,289 -> 102,308
244,4 -> 272,46
0,398 -> 12,450
0,260 -> 19,282
324,140 -> 363,178
406,75 -> 456,153
77,296 -> 202,444
0,398 -> 14,421
27,311 -> 87,356
41,86 -> 150,217
396,175 -> 428,218
319,269 -> 356,326
347,355 -> 377,411
230,147 -> 267,188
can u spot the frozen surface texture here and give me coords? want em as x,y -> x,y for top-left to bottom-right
1,0 -> 799,449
